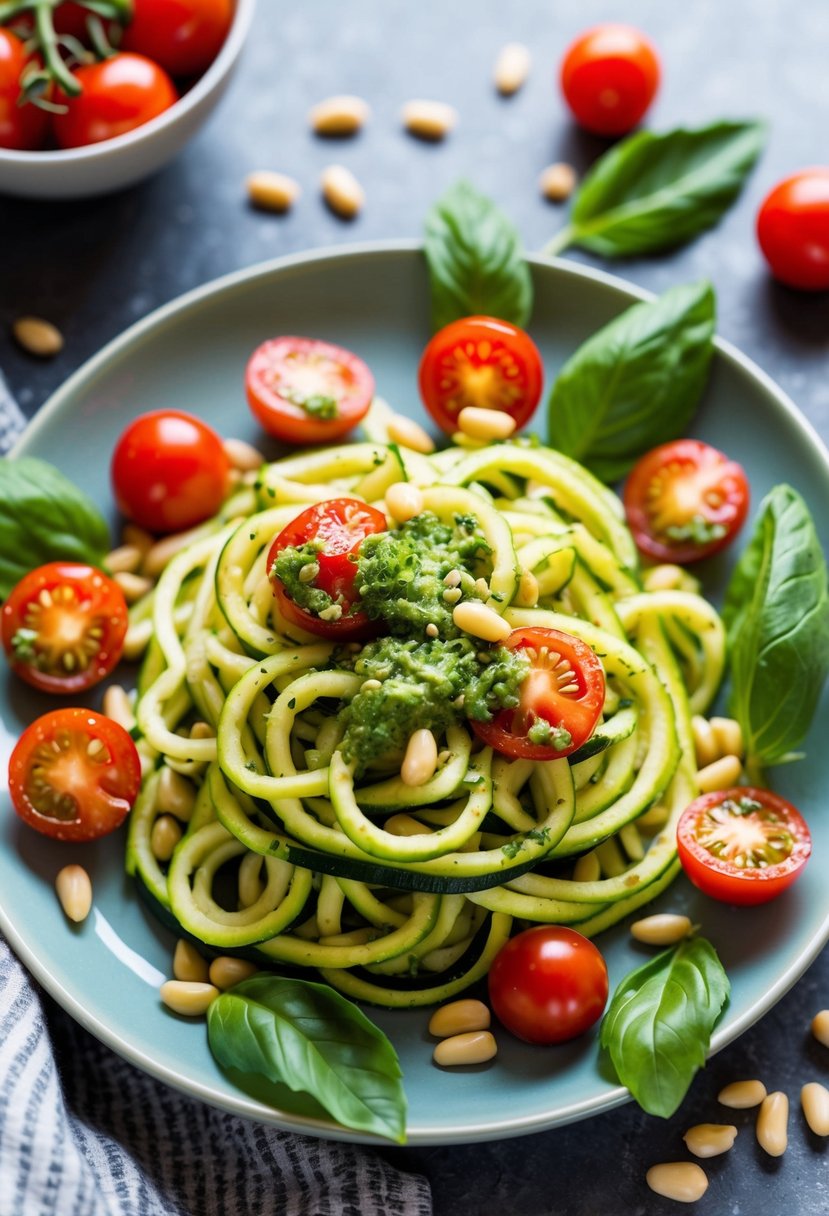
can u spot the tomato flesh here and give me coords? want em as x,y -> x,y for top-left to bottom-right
8,708 -> 141,842
122,0 -> 233,78
418,316 -> 543,435
560,24 -> 660,137
757,169 -> 829,291
52,53 -> 177,149
0,29 -> 50,151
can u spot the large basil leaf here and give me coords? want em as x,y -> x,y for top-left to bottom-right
546,280 -> 715,482
723,484 -> 829,774
546,121 -> 766,258
600,938 -> 729,1118
424,179 -> 533,331
0,457 -> 111,598
207,974 -> 407,1143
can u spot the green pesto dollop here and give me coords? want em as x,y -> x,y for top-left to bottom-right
270,540 -> 337,616
526,718 -> 572,750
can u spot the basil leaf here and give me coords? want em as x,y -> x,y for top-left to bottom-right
207,974 -> 407,1143
0,457 -> 111,598
424,179 -> 533,331
600,938 -> 729,1118
546,280 -> 715,482
548,121 -> 766,258
724,484 -> 829,774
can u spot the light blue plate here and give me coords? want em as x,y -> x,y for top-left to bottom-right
2,244 -> 828,1145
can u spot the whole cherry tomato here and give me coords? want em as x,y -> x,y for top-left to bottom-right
122,0 -> 233,78
0,29 -> 50,151
52,52 -> 177,149
560,24 -> 660,137
757,169 -> 829,291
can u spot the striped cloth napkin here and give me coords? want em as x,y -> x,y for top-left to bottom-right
0,372 -> 432,1216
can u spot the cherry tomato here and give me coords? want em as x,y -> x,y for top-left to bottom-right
677,787 -> 811,906
488,925 -> 609,1045
418,316 -> 543,435
0,29 -> 50,151
1,563 -> 128,695
246,337 -> 375,445
267,498 -> 388,639
111,409 -> 230,534
52,53 -> 177,149
756,169 -> 829,291
623,440 -> 750,565
8,708 -> 141,842
471,627 -> 605,760
560,24 -> 660,137
122,0 -> 233,78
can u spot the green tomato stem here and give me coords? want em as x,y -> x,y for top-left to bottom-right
33,0 -> 81,95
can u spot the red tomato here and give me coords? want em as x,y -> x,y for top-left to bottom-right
471,627 -> 605,760
623,440 -> 750,564
677,787 -> 811,906
53,2 -> 98,39
246,337 -> 375,445
111,409 -> 230,534
8,708 -> 141,842
52,53 -> 177,149
756,169 -> 829,291
488,926 -> 609,1045
2,563 -> 128,695
122,0 -> 233,77
418,316 -> 543,435
267,498 -> 388,639
0,29 -> 50,151
560,24 -> 660,137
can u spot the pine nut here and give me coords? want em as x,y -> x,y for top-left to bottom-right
646,1163 -> 708,1203
385,482 -> 424,523
643,563 -> 685,592
160,980 -> 219,1017
573,851 -> 600,883
13,315 -> 64,357
812,1009 -> 829,1047
630,913 -> 692,946
801,1082 -> 829,1135
453,601 -> 511,643
190,721 -> 215,740
142,526 -> 203,577
691,715 -> 719,768
696,754 -> 742,793
426,623 -> 439,639
718,1079 -> 767,1109
173,939 -> 209,983
710,716 -> 744,760
385,813 -> 428,836
429,999 -> 491,1038
208,956 -> 258,990
433,1030 -> 497,1067
157,766 -> 197,821
756,1091 -> 788,1156
493,41 -> 531,95
457,406 -> 516,441
55,864 -> 92,923
121,523 -> 154,553
386,414 -> 435,453
401,729 -> 438,787
105,544 -> 142,574
223,437 -> 265,472
246,169 -> 301,213
683,1122 -> 738,1158
320,164 -> 364,219
113,571 -> 154,603
539,162 -> 577,203
514,568 -> 539,608
401,99 -> 458,141
102,683 -> 135,732
309,94 -> 370,136
151,814 -> 182,861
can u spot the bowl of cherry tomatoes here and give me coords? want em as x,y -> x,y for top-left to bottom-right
0,0 -> 255,199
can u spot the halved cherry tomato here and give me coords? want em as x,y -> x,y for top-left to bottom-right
267,498 -> 387,639
8,708 -> 141,842
757,169 -> 829,291
52,53 -> 177,149
471,626 -> 605,760
111,409 -> 230,534
488,925 -> 609,1045
122,0 -> 233,78
560,24 -> 660,137
1,563 -> 128,695
418,316 -> 543,435
623,440 -> 750,564
246,337 -> 375,445
0,29 -> 50,151
677,787 -> 811,906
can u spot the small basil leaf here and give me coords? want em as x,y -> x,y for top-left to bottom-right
546,280 -> 716,482
0,457 -> 111,598
207,974 -> 407,1143
600,937 -> 730,1118
424,179 -> 533,331
724,484 -> 829,774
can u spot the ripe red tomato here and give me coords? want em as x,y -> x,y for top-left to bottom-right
756,169 -> 829,291
122,0 -> 233,77
267,498 -> 387,639
488,926 -> 609,1045
560,24 -> 660,137
111,409 -> 230,534
677,787 -> 811,906
2,563 -> 128,695
8,708 -> 141,842
471,627 -> 605,760
0,29 -> 50,151
52,52 -> 177,149
418,316 -> 543,435
623,440 -> 750,564
246,337 -> 375,445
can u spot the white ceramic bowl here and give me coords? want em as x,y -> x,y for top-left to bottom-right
0,0 -> 255,199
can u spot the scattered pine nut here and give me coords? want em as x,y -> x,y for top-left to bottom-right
157,766 -> 197,821
709,716 -> 744,760
246,170 -> 301,213
150,814 -> 183,862
208,956 -> 258,990
433,1030 -> 497,1067
515,568 -> 539,608
105,544 -> 143,574
309,94 -> 370,136
55,864 -> 92,923
142,526 -> 204,578
718,1079 -> 767,1109
453,600 -> 511,643
113,571 -> 154,603
646,1163 -> 708,1203
573,850 -> 601,883
102,683 -> 135,732
429,999 -> 491,1038
160,980 -> 219,1017
385,482 -> 424,523
401,99 -> 458,141
630,913 -> 692,946
173,939 -> 210,983
223,437 -> 265,471
493,42 -> 531,95
457,406 -> 516,441
121,523 -> 154,554
539,162 -> 577,203
683,1122 -> 738,1158
801,1082 -> 829,1136
756,1091 -> 789,1157
812,1009 -> 829,1048
386,414 -> 435,454
13,315 -> 64,357
642,563 -> 686,592
401,729 -> 438,787
696,754 -> 742,793
691,715 -> 719,768
190,721 -> 215,740
320,164 -> 364,219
